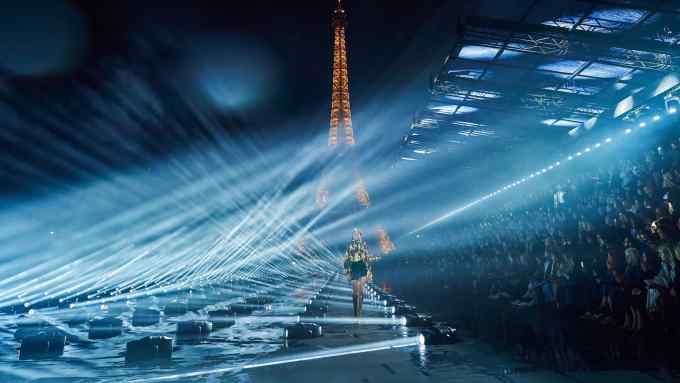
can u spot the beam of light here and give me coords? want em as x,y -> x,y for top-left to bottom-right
297,316 -> 406,326
320,301 -> 394,312
128,336 -> 420,382
411,113 -> 667,233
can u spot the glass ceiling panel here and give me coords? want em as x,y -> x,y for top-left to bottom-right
444,94 -> 467,102
575,19 -> 620,33
482,67 -> 525,82
542,7 -> 648,34
458,45 -> 500,61
544,81 -> 601,96
573,76 -> 603,92
496,49 -> 525,60
458,129 -> 496,137
456,106 -> 480,115
446,60 -> 487,79
448,120 -> 488,128
468,90 -> 502,100
429,105 -> 458,115
537,59 -> 588,74
447,68 -> 485,80
613,82 -> 627,90
542,17 -> 580,30
500,52 -> 549,68
589,8 -> 647,24
580,62 -> 632,78
531,70 -> 572,80
428,105 -> 480,115
541,119 -> 581,127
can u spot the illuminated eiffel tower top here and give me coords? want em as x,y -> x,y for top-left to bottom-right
313,0 -> 395,255
328,0 -> 355,147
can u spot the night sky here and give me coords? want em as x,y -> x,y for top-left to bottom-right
76,0 -> 449,121
0,0 -> 463,198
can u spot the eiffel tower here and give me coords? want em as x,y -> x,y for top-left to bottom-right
316,0 -> 394,255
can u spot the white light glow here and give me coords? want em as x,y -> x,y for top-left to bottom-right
131,337 -> 421,382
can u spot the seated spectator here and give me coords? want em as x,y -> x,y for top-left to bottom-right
384,133 -> 680,370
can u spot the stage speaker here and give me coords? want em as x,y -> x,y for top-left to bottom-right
126,336 -> 173,362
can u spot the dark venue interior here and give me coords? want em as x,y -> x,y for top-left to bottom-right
2,0 -> 680,382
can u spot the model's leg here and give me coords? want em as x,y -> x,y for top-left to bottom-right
357,277 -> 365,317
351,279 -> 359,317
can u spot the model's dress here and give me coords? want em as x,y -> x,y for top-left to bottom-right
345,239 -> 369,280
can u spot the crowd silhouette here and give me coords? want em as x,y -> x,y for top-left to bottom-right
381,129 -> 680,372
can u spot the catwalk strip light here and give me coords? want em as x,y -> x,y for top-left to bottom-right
128,336 -> 420,382
413,109 -> 675,233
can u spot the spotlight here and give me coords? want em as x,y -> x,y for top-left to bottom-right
284,322 -> 322,339
404,313 -> 433,327
14,320 -> 66,342
64,314 -> 89,327
19,332 -> 66,360
584,148 -> 590,152
418,325 -> 459,346
164,302 -> 188,317
126,336 -> 173,363
576,152 -> 582,156
132,308 -> 160,327
640,122 -> 647,128
653,115 -> 661,121
207,309 -> 236,330
88,317 -> 123,340
176,320 -> 212,343
304,302 -> 329,317
244,296 -> 275,306
664,92 -> 680,113
228,304 -> 255,315
554,162 -> 560,166
594,143 -> 601,148
625,128 -> 632,134
393,304 -> 417,316
605,137 -> 612,143
568,156 -> 573,160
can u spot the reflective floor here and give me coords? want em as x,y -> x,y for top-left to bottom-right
0,276 -> 670,382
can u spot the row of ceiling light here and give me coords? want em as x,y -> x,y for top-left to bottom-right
457,109 -> 675,212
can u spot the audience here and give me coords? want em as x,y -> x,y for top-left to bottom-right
380,132 -> 680,371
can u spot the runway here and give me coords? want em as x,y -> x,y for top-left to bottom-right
1,274 -> 669,382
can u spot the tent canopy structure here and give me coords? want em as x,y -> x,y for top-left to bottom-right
400,0 -> 680,171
